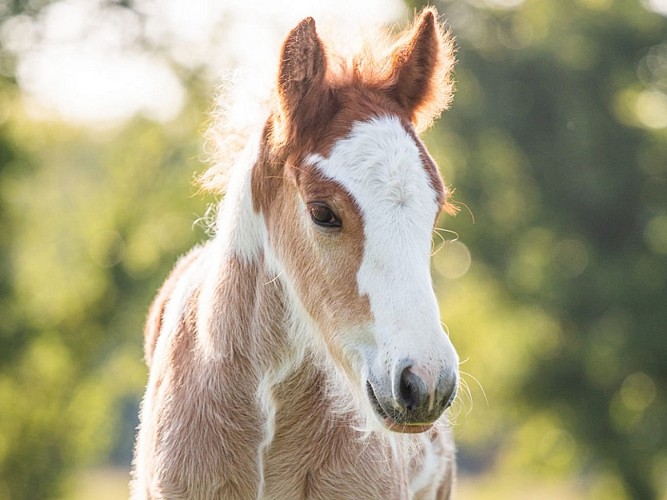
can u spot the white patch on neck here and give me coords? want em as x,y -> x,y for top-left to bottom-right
215,128 -> 266,263
197,130 -> 267,360
408,434 -> 440,495
255,346 -> 305,499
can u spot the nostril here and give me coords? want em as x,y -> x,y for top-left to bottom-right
397,366 -> 427,411
442,385 -> 456,410
436,372 -> 458,411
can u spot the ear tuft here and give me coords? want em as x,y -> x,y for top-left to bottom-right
418,8 -> 435,30
388,8 -> 455,131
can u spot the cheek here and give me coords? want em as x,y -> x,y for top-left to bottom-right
313,239 -> 371,331
269,192 -> 371,333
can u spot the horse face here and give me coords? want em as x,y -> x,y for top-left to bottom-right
263,11 -> 459,432
295,116 -> 458,432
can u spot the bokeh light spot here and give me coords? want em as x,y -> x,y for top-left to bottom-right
642,0 -> 667,16
620,372 -> 656,413
552,238 -> 589,277
538,428 -> 576,469
433,240 -> 472,280
634,90 -> 667,129
644,214 -> 667,254
88,230 -> 125,268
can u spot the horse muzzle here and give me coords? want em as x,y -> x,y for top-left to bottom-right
366,359 -> 458,433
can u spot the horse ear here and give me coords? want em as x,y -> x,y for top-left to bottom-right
389,8 -> 455,131
277,17 -> 332,139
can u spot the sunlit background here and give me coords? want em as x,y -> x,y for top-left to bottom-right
1,0 -> 666,498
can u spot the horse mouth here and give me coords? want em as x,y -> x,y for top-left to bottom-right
365,381 -> 434,434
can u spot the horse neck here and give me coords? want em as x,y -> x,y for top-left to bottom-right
195,131 -> 310,379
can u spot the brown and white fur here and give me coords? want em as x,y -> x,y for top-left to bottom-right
132,9 -> 460,499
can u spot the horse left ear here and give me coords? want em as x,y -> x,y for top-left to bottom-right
277,17 -> 334,141
388,8 -> 455,131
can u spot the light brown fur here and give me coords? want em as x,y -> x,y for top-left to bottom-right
133,246 -> 456,499
132,9 -> 458,499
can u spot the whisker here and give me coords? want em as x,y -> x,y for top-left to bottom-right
448,385 -> 468,422
431,228 -> 446,256
458,378 -> 474,416
447,373 -> 475,423
434,227 -> 459,243
459,370 -> 489,407
439,321 -> 451,337
452,201 -> 475,224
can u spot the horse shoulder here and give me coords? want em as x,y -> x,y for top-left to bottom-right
134,244 -> 266,499
143,246 -> 205,367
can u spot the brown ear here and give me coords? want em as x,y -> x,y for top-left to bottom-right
277,17 -> 334,141
389,8 -> 455,131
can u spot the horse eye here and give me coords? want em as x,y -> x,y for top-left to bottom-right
308,203 -> 341,229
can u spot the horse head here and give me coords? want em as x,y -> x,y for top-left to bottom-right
254,9 -> 459,433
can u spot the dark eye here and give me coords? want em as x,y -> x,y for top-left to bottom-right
308,203 -> 341,229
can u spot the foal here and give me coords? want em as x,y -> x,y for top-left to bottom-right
132,9 -> 459,499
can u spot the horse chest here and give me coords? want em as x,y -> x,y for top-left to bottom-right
262,417 -> 451,500
258,369 -> 451,499
262,415 -> 403,499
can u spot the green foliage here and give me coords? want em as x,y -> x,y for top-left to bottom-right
425,0 -> 667,497
0,72 -> 214,497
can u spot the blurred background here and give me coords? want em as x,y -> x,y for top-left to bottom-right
0,0 -> 665,498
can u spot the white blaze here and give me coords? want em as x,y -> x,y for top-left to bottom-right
308,115 -> 457,386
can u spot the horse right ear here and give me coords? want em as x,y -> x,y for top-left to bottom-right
387,8 -> 455,132
277,17 -> 332,141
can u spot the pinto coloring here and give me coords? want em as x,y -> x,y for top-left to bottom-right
132,8 -> 459,499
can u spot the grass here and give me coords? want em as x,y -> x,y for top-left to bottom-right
74,467 -> 585,499
72,467 -> 129,500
